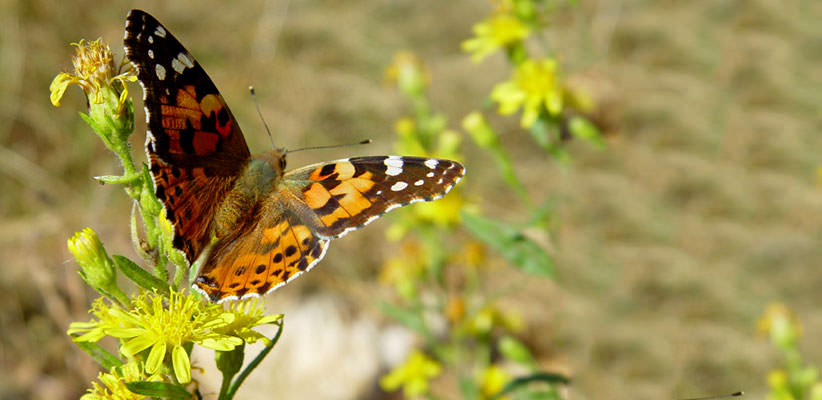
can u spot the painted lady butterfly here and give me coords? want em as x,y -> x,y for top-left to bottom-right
123,10 -> 464,303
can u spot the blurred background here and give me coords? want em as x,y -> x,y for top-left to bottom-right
1,0 -> 821,399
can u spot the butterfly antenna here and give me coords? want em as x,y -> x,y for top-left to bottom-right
286,139 -> 373,154
249,86 -> 276,149
680,391 -> 744,400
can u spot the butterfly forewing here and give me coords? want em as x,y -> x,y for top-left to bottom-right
281,156 -> 465,238
124,9 -> 251,262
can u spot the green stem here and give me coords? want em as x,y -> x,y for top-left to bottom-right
221,321 -> 284,400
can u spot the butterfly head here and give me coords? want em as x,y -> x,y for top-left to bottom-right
257,148 -> 288,175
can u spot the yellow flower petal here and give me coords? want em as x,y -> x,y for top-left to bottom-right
145,341 -> 167,374
198,336 -> 243,351
49,72 -> 74,106
172,345 -> 192,383
121,334 -> 156,357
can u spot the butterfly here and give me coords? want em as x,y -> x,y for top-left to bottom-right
123,10 -> 464,303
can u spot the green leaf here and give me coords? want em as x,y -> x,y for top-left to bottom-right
499,335 -> 536,368
93,171 -> 143,185
125,381 -> 192,399
73,339 -> 123,369
568,115 -> 604,148
490,372 -> 570,399
112,255 -> 169,293
376,301 -> 429,336
461,211 -> 554,277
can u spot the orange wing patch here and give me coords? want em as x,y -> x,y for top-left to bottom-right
192,211 -> 330,303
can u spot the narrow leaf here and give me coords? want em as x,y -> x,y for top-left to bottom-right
568,115 -> 604,148
112,255 -> 169,293
94,171 -> 142,185
73,339 -> 123,369
491,372 -> 571,399
461,211 -> 554,277
125,381 -> 192,399
499,335 -> 536,368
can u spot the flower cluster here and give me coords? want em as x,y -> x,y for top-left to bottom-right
69,290 -> 280,385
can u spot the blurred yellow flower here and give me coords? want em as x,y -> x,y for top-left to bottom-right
480,364 -> 511,399
462,14 -> 530,63
385,51 -> 430,96
50,38 -> 136,115
380,350 -> 443,397
379,241 -> 426,299
469,306 -> 524,336
81,361 -> 155,400
758,303 -> 802,349
491,58 -> 563,128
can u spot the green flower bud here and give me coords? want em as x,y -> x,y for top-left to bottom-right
68,228 -> 126,302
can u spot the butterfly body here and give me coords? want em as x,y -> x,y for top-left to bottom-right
210,150 -> 285,236
124,10 -> 464,302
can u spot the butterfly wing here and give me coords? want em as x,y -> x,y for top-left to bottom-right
124,10 -> 251,262
280,156 -> 465,238
192,156 -> 463,302
192,200 -> 330,303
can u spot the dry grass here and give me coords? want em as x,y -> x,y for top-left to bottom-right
1,0 -> 820,399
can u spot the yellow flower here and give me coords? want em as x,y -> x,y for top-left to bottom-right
490,58 -> 563,128
462,14 -> 530,63
380,350 -> 443,397
215,298 -> 283,345
480,364 -> 511,399
379,241 -> 426,299
758,303 -> 802,349
468,306 -> 524,337
50,38 -> 136,115
68,297 -> 133,342
70,290 -> 242,383
385,51 -> 430,96
81,361 -> 156,400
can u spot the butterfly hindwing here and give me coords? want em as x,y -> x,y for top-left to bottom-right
192,202 -> 330,302
281,156 -> 465,238
124,9 -> 251,262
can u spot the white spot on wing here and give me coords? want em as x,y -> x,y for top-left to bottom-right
148,35 -> 153,43
384,156 -> 404,176
414,180 -> 424,186
426,172 -> 435,178
147,49 -> 154,59
171,58 -> 185,74
424,159 -> 438,169
178,53 -> 194,68
155,64 -> 166,80
154,26 -> 166,37
391,181 -> 408,191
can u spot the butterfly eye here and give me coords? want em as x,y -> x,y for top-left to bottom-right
279,156 -> 287,171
